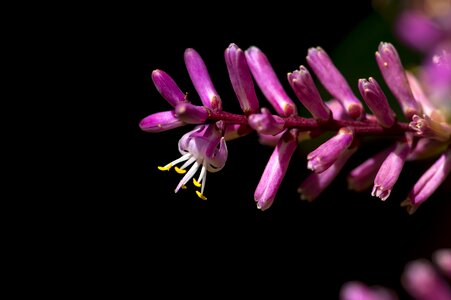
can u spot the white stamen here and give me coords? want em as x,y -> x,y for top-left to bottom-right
167,153 -> 191,167
175,161 -> 200,193
179,156 -> 196,170
200,163 -> 207,194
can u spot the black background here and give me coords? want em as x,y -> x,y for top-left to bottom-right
99,1 -> 451,298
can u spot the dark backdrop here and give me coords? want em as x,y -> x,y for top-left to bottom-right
103,1 -> 451,298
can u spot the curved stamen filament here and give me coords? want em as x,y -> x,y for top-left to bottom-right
158,153 -> 191,171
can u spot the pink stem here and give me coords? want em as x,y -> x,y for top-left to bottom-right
207,110 -> 414,136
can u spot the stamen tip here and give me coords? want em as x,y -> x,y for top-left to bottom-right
193,178 -> 202,187
196,190 -> 207,200
174,166 -> 187,174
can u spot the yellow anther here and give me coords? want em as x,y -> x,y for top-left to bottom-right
158,164 -> 172,171
182,185 -> 187,190
196,191 -> 207,200
193,178 -> 202,187
174,166 -> 187,174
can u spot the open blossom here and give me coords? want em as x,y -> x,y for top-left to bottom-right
158,124 -> 227,200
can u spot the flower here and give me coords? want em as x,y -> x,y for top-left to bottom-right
372,141 -> 411,201
307,127 -> 354,173
306,47 -> 364,119
396,3 -> 451,54
341,249 -> 451,300
157,124 -> 227,200
358,77 -> 396,128
375,42 -> 422,119
287,66 -> 332,121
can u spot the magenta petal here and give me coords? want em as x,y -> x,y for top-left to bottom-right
340,281 -> 397,300
299,147 -> 355,202
245,46 -> 297,117
422,49 -> 451,115
258,131 -> 285,147
372,141 -> 410,201
248,108 -> 285,135
139,110 -> 185,133
223,124 -> 253,141
175,102 -> 208,124
288,66 -> 332,121
375,42 -> 421,119
406,72 -> 438,119
396,11 -> 443,53
358,77 -> 396,128
254,129 -> 298,210
433,249 -> 451,279
225,43 -> 259,114
151,70 -> 186,107
184,48 -> 222,111
402,260 -> 451,300
326,100 -> 352,121
307,127 -> 354,173
406,149 -> 451,206
348,146 -> 394,192
306,47 -> 363,119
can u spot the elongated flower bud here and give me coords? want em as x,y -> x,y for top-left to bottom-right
258,131 -> 285,147
306,47 -> 363,119
340,281 -> 397,300
433,249 -> 451,279
225,43 -> 259,114
358,77 -> 396,128
288,66 -> 331,121
139,110 -> 185,132
348,146 -> 394,192
175,102 -> 208,124
299,147 -> 355,202
151,70 -> 187,107
248,108 -> 285,135
184,48 -> 222,111
406,72 -> 442,120
401,149 -> 451,214
245,46 -> 297,117
372,141 -> 410,201
255,129 -> 298,210
375,42 -> 421,119
307,127 -> 354,173
402,260 -> 451,300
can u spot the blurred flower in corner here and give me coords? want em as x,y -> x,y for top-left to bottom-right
395,0 -> 451,54
341,249 -> 451,300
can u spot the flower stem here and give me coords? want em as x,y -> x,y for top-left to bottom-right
208,110 -> 414,136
